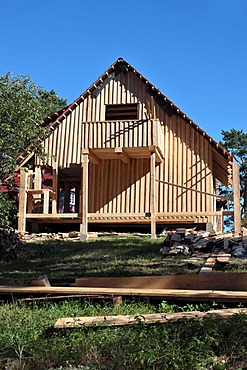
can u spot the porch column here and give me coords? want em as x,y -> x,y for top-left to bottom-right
150,151 -> 156,238
52,160 -> 58,214
33,165 -> 42,204
18,168 -> 28,233
34,166 -> 42,189
233,161 -> 241,234
80,153 -> 89,239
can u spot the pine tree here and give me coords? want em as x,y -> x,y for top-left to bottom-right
220,129 -> 247,226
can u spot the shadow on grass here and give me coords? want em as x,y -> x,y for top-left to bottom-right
0,237 -> 199,285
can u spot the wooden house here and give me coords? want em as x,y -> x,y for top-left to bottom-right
17,58 -> 241,237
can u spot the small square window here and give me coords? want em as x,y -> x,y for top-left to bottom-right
105,103 -> 138,120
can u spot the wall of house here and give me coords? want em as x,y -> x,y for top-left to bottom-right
36,70 -> 215,222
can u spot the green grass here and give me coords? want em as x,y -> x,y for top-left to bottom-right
0,235 -> 247,369
0,236 -> 203,285
0,300 -> 246,370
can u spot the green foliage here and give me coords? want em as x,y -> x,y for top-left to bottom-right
38,88 -> 67,118
0,301 -> 246,369
220,129 -> 247,220
0,192 -> 16,228
0,226 -> 21,261
0,71 -> 67,227
0,72 -> 46,182
0,237 -> 246,368
221,129 -> 247,168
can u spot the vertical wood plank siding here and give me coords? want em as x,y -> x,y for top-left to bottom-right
37,71 -> 215,221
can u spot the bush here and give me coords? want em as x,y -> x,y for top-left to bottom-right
0,192 -> 17,228
0,227 -> 22,261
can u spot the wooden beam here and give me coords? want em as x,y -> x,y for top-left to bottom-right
52,160 -> 58,214
0,285 -> 247,303
31,275 -> 51,287
27,170 -> 33,214
18,168 -> 28,233
34,166 -> 42,190
157,179 -> 231,200
88,213 -> 147,218
15,151 -> 35,171
89,151 -> 100,165
150,151 -> 156,238
199,256 -> 217,274
150,96 -> 156,119
114,147 -> 130,163
233,161 -> 241,234
43,190 -> 49,214
158,211 -> 222,217
54,308 -> 247,328
149,145 -> 163,163
26,213 -> 79,219
82,148 -> 99,165
75,273 -> 247,291
80,153 -> 88,239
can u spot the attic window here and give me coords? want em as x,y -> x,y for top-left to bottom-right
105,103 -> 138,120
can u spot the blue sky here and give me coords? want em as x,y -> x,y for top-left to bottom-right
1,0 -> 246,142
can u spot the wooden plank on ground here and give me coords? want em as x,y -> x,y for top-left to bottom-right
54,308 -> 247,328
199,257 -> 217,274
75,273 -> 247,291
31,275 -> 51,287
217,251 -> 231,264
0,285 -> 247,303
243,227 -> 247,248
199,249 -> 221,274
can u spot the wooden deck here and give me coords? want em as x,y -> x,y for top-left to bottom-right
24,211 -> 225,224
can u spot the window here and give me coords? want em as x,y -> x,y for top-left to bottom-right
105,103 -> 138,121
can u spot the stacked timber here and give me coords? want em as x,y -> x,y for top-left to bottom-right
160,227 -> 247,260
160,228 -> 223,256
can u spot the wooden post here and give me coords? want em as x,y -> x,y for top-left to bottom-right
150,96 -> 156,119
80,153 -> 89,239
43,190 -> 49,214
150,151 -> 156,238
18,168 -> 28,233
27,170 -> 33,214
34,166 -> 42,190
33,166 -> 42,206
52,160 -> 58,214
233,161 -> 241,234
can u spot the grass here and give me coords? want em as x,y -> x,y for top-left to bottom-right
0,235 -> 247,369
0,299 -> 247,370
0,236 -> 204,285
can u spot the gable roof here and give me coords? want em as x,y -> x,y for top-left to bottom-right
17,57 -> 233,167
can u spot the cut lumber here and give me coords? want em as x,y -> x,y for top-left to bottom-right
31,274 -> 51,287
216,251 -> 231,264
199,257 -> 217,274
54,308 -> 247,328
75,273 -> 247,291
243,227 -> 247,248
0,285 -> 247,303
199,249 -> 221,274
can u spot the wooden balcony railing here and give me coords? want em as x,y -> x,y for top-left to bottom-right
81,119 -> 164,156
